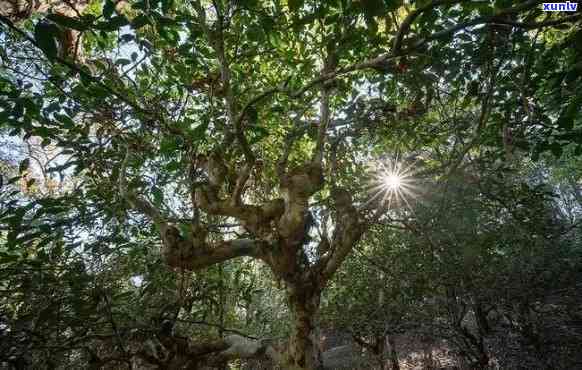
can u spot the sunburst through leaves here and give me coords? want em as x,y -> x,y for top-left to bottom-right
366,157 -> 417,210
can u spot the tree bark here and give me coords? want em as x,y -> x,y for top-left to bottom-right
0,0 -> 89,62
387,334 -> 400,370
283,284 -> 324,370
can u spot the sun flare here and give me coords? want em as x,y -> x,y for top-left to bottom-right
366,157 -> 417,210
383,173 -> 402,190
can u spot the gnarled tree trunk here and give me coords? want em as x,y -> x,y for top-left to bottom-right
283,284 -> 324,370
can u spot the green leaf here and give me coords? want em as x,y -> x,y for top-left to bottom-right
166,160 -> 182,172
0,252 -> 20,265
55,113 -> 75,128
248,126 -> 269,144
494,0 -> 513,10
95,15 -> 129,31
7,175 -> 22,185
360,0 -> 387,17
19,158 -> 30,173
233,0 -> 258,8
384,0 -> 403,12
550,142 -> 563,158
288,0 -> 304,12
268,33 -> 281,48
160,136 -> 179,154
177,223 -> 191,238
191,121 -> 209,141
161,0 -> 174,14
34,22 -> 60,59
12,100 -> 24,119
152,187 -> 164,207
557,94 -> 582,131
131,15 -> 151,29
119,34 -> 135,43
246,106 -> 258,123
47,161 -> 78,173
103,0 -> 116,18
115,58 -> 131,66
47,14 -> 89,31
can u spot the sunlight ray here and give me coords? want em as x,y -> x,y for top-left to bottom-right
366,157 -> 418,211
